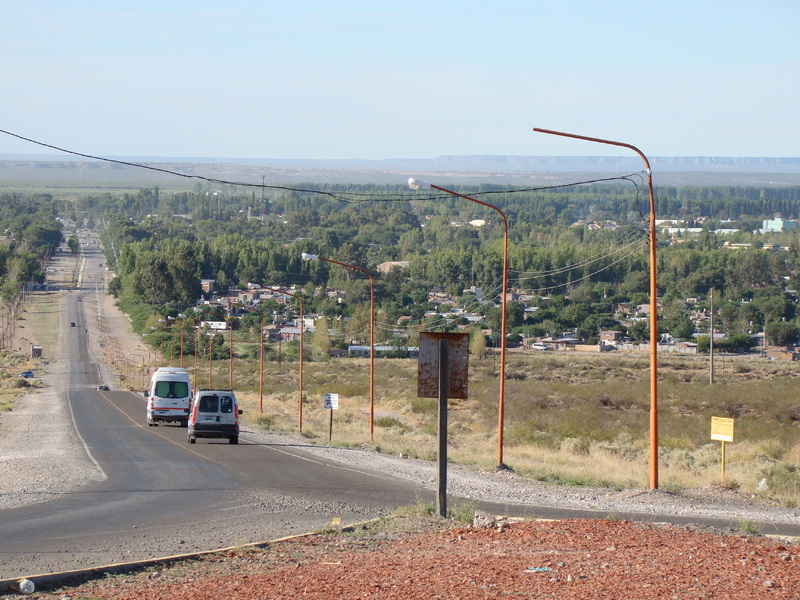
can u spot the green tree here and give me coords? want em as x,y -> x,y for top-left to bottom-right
167,242 -> 202,305
312,315 -> 331,359
470,326 -> 487,359
67,235 -> 80,256
628,320 -> 649,342
669,315 -> 696,340
136,254 -> 174,305
766,320 -> 799,346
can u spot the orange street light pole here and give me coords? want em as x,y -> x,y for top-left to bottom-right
233,302 -> 266,414
138,345 -> 154,377
302,253 -> 375,441
533,127 -> 659,490
409,178 -> 509,468
194,307 -> 233,389
153,324 -> 175,367
179,313 -> 205,392
167,316 -> 185,368
129,351 -> 147,391
142,333 -> 162,366
259,286 -> 306,431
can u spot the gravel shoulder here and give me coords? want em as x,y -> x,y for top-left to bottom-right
240,426 -> 800,529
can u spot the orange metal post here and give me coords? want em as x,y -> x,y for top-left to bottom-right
409,179 -> 509,468
533,127 -> 659,489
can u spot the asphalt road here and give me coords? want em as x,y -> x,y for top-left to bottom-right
0,384 -> 431,577
0,372 -> 431,579
0,235 -> 433,579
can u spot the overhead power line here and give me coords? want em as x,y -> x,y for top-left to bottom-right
0,128 -> 649,206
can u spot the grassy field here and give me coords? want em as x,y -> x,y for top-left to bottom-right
220,350 -> 800,507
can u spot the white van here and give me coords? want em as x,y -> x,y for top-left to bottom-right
146,367 -> 192,427
187,389 -> 241,444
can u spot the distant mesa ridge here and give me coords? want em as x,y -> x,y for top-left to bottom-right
2,155 -> 799,187
387,155 -> 800,174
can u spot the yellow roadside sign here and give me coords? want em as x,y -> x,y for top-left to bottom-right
711,416 -> 734,443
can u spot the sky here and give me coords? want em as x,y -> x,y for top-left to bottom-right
1,0 -> 798,160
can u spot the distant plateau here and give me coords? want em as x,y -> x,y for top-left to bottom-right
1,155 -> 798,191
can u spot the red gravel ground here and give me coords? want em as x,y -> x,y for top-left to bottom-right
49,518 -> 799,600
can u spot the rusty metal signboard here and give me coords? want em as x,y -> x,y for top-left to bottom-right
417,332 -> 469,399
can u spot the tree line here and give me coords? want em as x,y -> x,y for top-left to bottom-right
0,192 -> 64,348
78,182 -> 800,352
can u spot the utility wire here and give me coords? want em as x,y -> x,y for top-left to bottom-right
508,239 -> 648,293
509,231 -> 646,279
0,128 -> 648,206
0,128 -> 341,201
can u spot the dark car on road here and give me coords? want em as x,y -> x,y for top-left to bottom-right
97,385 -> 110,391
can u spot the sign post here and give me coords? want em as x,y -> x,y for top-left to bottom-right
324,393 -> 339,441
418,332 -> 469,518
710,416 -> 735,484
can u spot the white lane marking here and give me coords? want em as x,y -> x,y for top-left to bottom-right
67,391 -> 108,481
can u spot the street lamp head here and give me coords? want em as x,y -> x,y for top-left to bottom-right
408,178 -> 431,190
301,253 -> 319,262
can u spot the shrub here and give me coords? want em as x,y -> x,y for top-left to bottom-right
761,464 -> 800,507
409,397 -> 437,415
254,415 -> 275,430
591,433 -> 643,462
560,437 -> 590,455
375,417 -> 411,432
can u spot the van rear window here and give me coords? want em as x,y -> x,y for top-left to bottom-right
154,381 -> 189,399
198,395 -> 219,412
220,396 -> 234,413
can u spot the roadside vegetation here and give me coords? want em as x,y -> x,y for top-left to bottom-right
4,183 -> 800,509
0,290 -> 58,411
79,182 -> 800,508
218,350 -> 800,508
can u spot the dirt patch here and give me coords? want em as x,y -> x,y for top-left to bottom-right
44,518 -> 800,600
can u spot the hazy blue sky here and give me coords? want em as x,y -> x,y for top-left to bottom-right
1,1 -> 797,159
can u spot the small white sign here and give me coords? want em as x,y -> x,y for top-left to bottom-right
324,393 -> 339,410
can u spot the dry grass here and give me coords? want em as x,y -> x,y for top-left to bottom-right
0,291 -> 58,411
226,350 -> 800,506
